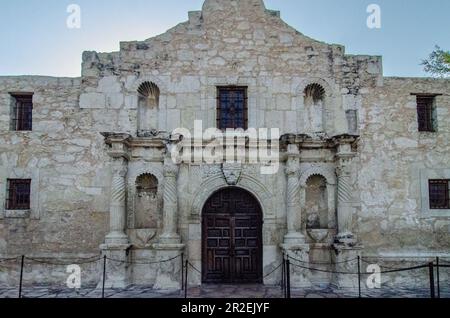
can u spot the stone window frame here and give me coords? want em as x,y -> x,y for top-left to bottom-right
412,93 -> 442,133
0,168 -> 40,220
9,93 -> 34,132
216,86 -> 249,131
207,77 -> 257,131
420,169 -> 450,218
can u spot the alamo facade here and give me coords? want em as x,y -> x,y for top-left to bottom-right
0,0 -> 449,290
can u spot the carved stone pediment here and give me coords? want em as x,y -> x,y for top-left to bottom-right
222,163 -> 242,186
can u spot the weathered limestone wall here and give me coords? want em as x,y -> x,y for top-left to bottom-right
0,0 -> 449,289
358,77 -> 450,257
0,77 -> 110,258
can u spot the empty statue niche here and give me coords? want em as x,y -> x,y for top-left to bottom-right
304,83 -> 325,134
305,175 -> 329,229
137,81 -> 160,133
135,173 -> 159,229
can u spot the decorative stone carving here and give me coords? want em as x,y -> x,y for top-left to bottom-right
105,157 -> 129,245
222,163 -> 242,186
202,164 -> 222,179
159,155 -> 181,245
334,137 -> 358,246
283,144 -> 305,245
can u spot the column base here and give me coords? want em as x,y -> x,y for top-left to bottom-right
99,243 -> 132,289
331,244 -> 363,288
283,232 -> 306,246
158,233 -> 182,245
280,243 -> 311,288
334,232 -> 358,247
105,231 -> 129,245
152,243 -> 185,290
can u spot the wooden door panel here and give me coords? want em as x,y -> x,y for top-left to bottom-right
202,188 -> 262,284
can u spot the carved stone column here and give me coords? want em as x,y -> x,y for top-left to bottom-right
283,144 -> 306,245
105,157 -> 129,245
334,137 -> 358,245
100,133 -> 132,288
159,158 -> 181,245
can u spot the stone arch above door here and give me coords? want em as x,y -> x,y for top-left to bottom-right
190,173 -> 275,220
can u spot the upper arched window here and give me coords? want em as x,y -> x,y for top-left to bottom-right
138,81 -> 160,109
303,83 -> 326,134
137,82 -> 160,133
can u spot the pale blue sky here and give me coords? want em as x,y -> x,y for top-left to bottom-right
0,0 -> 448,77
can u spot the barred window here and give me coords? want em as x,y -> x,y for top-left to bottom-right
217,87 -> 248,130
10,94 -> 33,131
416,95 -> 436,132
6,179 -> 31,210
429,180 -> 450,209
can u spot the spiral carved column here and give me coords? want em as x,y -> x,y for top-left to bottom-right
283,144 -> 306,245
160,160 -> 181,245
105,157 -> 129,245
335,153 -> 357,245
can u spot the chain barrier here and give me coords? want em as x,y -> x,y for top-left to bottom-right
26,256 -> 102,266
187,261 -> 202,274
288,255 -> 359,265
0,257 -> 19,263
2,253 -> 448,299
105,254 -> 182,265
360,258 -> 428,271
264,262 -> 283,279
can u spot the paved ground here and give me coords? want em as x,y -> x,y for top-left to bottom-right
0,285 -> 448,298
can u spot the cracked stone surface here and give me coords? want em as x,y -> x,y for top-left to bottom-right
0,285 -> 448,299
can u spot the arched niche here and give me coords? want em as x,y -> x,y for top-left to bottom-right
134,173 -> 159,229
295,78 -> 336,135
127,166 -> 163,230
299,167 -> 336,231
137,81 -> 160,133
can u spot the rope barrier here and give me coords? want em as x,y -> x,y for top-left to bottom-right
26,256 -> 102,266
187,261 -> 202,274
263,262 -> 283,279
290,262 -> 357,275
0,257 -> 19,263
360,258 -> 419,271
288,254 -> 359,265
290,260 -> 429,276
106,254 -> 182,265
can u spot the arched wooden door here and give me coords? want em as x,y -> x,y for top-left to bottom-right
202,188 -> 263,284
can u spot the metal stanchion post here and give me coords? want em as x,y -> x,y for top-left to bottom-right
19,255 -> 25,299
429,262 -> 435,299
181,254 -> 184,291
286,259 -> 291,299
184,260 -> 188,299
281,256 -> 285,294
358,256 -> 362,298
102,255 -> 107,299
436,257 -> 440,299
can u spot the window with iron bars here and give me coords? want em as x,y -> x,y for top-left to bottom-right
416,95 -> 436,132
6,179 -> 31,210
10,94 -> 33,131
217,87 -> 248,131
429,180 -> 450,210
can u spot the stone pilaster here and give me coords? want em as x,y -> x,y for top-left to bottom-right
159,158 -> 181,245
100,132 -> 132,288
331,245 -> 363,288
283,144 -> 306,245
334,137 -> 358,245
105,157 -> 129,245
